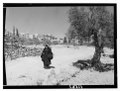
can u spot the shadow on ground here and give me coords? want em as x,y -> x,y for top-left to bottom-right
73,59 -> 114,72
44,66 -> 55,69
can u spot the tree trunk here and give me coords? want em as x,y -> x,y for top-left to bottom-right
91,45 -> 102,66
91,31 -> 102,67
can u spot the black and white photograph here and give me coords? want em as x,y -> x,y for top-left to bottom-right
3,3 -> 117,89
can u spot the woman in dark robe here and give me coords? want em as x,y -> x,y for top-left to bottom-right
41,45 -> 53,69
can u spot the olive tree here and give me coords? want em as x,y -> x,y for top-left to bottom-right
68,6 -> 114,71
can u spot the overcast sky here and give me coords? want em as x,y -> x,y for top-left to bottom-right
5,6 -> 113,38
5,7 -> 70,38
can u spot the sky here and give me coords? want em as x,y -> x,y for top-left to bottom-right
5,6 -> 113,38
5,7 -> 70,38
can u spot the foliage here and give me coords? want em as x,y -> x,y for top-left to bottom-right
66,25 -> 77,43
68,6 -> 114,71
68,6 -> 114,47
68,7 -> 89,38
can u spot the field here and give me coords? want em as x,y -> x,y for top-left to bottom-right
5,45 -> 114,85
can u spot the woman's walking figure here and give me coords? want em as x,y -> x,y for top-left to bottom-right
41,44 -> 53,69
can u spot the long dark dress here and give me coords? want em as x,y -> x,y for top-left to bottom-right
41,46 -> 53,67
